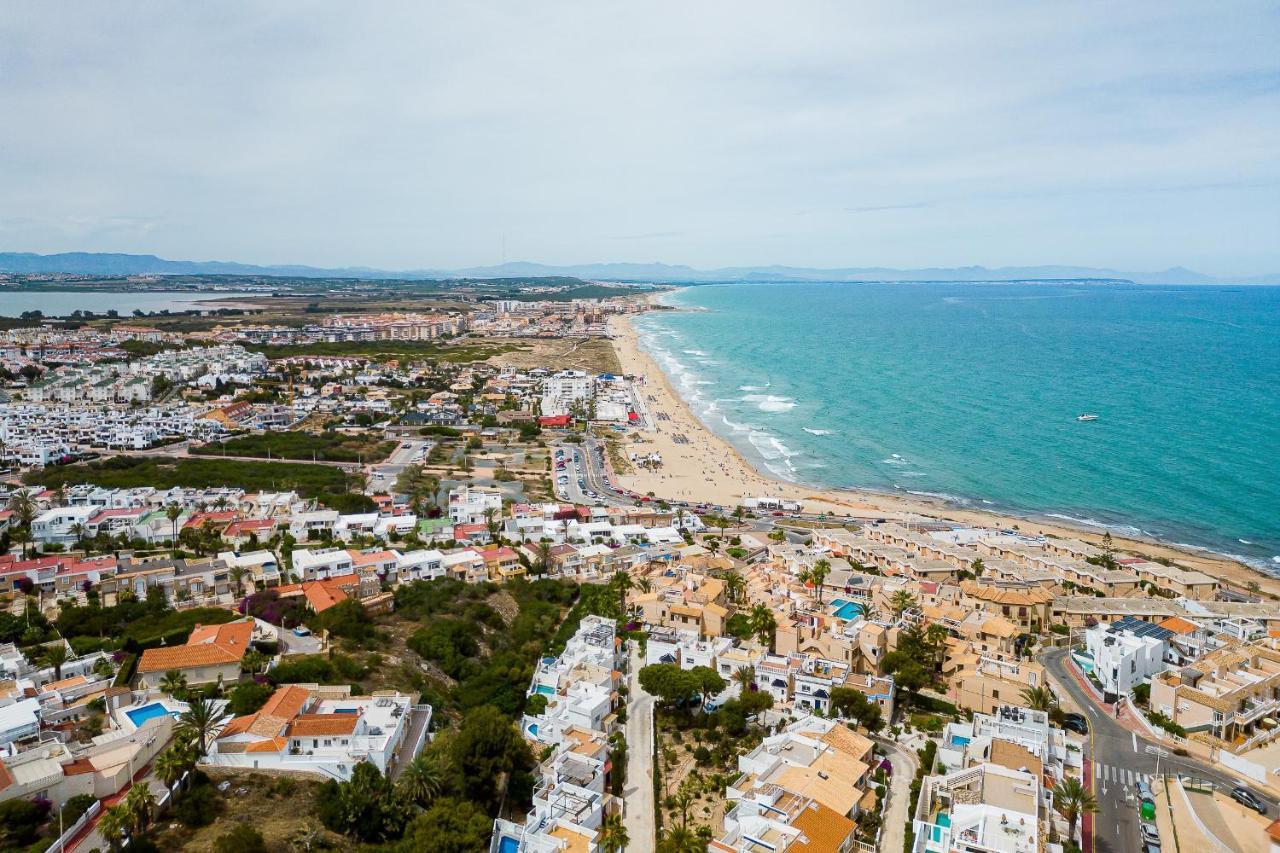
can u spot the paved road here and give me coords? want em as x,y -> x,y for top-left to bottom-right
1042,648 -> 1277,853
873,735 -> 919,853
623,642 -> 656,853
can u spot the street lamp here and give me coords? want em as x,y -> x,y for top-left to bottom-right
1145,744 -> 1170,779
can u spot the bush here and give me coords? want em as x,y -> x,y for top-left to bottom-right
172,781 -> 220,827
214,823 -> 267,853
227,681 -> 275,716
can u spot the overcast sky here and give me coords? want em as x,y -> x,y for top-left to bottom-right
2,2 -> 1278,275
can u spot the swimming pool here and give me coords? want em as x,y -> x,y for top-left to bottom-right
534,684 -> 555,696
125,702 -> 179,728
526,723 -> 539,738
499,836 -> 519,853
829,598 -> 848,607
831,601 -> 863,620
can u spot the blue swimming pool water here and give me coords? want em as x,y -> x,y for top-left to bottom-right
499,837 -> 519,853
526,723 -> 539,738
950,735 -> 971,747
832,601 -> 863,620
534,684 -> 555,696
125,702 -> 178,728
829,598 -> 848,607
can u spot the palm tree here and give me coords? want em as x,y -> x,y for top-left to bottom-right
661,825 -> 700,853
749,604 -> 776,652
536,540 -> 554,575
889,590 -> 918,619
159,669 -> 189,700
925,622 -> 950,666
124,783 -> 156,835
397,752 -> 446,808
732,666 -> 755,692
69,522 -> 89,551
229,565 -> 248,597
598,812 -> 629,853
614,570 -> 633,619
42,643 -> 68,681
1054,776 -> 1097,844
672,788 -> 694,828
10,525 -> 32,561
155,747 -> 186,790
97,804 -> 129,851
177,695 -> 230,757
723,571 -> 745,604
8,489 -> 37,558
809,558 -> 830,604
165,503 -> 183,544
1020,685 -> 1054,712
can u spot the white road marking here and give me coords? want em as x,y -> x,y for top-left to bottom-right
1132,732 -> 1138,752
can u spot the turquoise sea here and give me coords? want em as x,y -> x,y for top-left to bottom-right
632,282 -> 1280,572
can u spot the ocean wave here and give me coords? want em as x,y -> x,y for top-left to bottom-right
1044,513 -> 1145,537
902,471 -> 927,477
905,489 -> 970,505
739,384 -> 769,391
742,393 -> 797,413
802,427 -> 833,436
682,349 -> 707,356
881,454 -> 908,466
1239,539 -> 1254,545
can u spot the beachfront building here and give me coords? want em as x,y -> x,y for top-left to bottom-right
209,684 -> 431,781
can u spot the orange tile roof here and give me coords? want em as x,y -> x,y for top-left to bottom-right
1157,616 -> 1198,635
260,685 -> 311,719
245,736 -> 287,753
188,620 -> 254,651
61,758 -> 97,776
138,642 -> 245,673
790,800 -> 855,853
287,714 -> 359,737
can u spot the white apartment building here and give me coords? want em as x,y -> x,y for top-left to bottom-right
291,547 -> 354,580
1084,616 -> 1170,698
449,486 -> 503,526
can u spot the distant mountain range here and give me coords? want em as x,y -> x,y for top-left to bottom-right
1,251 -> 1277,285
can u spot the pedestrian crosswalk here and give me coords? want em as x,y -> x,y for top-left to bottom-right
1094,763 -> 1154,787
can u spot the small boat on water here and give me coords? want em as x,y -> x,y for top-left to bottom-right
1076,413 -> 1099,422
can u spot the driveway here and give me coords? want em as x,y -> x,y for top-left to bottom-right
873,734 -> 919,853
623,642 -> 656,853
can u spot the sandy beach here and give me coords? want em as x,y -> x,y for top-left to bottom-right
609,305 -> 1280,598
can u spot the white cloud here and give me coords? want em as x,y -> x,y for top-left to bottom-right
1,1 -> 1277,274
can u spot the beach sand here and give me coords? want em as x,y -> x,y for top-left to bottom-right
609,308 -> 1280,598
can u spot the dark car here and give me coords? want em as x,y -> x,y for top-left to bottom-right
1062,713 -> 1089,735
1231,787 -> 1267,815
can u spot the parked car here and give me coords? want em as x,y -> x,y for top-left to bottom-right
1231,787 -> 1267,814
1137,781 -> 1155,805
1139,822 -> 1160,846
1062,713 -> 1089,735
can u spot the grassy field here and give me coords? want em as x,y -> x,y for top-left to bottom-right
191,430 -> 396,463
29,456 -> 358,500
483,335 -> 621,374
245,338 -> 524,362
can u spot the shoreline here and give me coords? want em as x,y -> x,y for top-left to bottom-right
609,297 -> 1280,598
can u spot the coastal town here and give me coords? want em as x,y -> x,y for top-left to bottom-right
0,279 -> 1275,853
